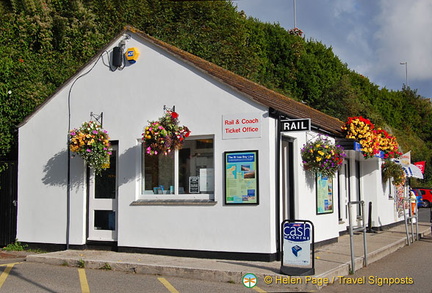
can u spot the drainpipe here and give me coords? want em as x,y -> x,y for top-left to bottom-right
66,142 -> 71,250
270,108 -> 281,261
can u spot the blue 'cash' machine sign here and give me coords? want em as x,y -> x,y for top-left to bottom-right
283,222 -> 311,266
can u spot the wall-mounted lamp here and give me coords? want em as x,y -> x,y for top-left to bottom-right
112,47 -> 123,68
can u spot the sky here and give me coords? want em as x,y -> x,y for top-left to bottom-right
234,0 -> 432,99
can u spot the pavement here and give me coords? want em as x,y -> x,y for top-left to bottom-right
3,220 -> 431,291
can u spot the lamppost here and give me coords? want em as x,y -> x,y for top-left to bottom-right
400,62 -> 408,87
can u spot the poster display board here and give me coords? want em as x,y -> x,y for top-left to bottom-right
224,150 -> 259,205
316,173 -> 333,214
280,220 -> 315,276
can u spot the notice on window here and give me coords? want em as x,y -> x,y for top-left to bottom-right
224,151 -> 259,205
189,176 -> 200,194
199,168 -> 214,192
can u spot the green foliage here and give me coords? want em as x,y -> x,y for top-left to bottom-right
77,258 -> 85,268
100,262 -> 112,270
2,240 -> 28,251
0,0 -> 108,162
0,0 -> 431,186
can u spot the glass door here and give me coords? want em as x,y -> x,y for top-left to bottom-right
88,143 -> 118,241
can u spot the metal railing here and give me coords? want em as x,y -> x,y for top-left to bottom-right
403,198 -> 418,245
347,201 -> 368,273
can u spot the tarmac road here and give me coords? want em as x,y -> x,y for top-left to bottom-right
0,261 -> 256,293
1,208 -> 430,292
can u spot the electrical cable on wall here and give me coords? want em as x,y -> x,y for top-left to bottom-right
65,50 -> 107,249
65,33 -> 130,248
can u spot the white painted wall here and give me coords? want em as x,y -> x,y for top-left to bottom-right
17,31 -> 397,255
18,32 -> 277,254
362,159 -> 404,227
280,132 -> 341,243
17,77 -> 87,244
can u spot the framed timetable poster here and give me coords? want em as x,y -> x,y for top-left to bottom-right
316,173 -> 333,214
224,151 -> 259,205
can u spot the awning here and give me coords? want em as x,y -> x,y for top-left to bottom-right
403,164 -> 424,179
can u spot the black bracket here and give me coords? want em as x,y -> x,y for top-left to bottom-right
90,112 -> 103,127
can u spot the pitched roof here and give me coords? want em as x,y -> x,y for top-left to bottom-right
20,26 -> 344,135
126,26 -> 343,135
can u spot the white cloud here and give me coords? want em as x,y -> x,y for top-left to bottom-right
374,0 -> 432,81
332,0 -> 357,17
235,0 -> 432,97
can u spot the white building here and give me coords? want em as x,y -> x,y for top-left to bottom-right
17,27 -> 402,261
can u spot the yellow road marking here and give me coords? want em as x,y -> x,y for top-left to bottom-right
158,277 -> 179,293
0,264 -> 14,289
253,286 -> 267,292
0,262 -> 21,267
78,268 -> 90,293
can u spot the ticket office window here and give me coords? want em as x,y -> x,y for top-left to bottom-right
142,137 -> 214,196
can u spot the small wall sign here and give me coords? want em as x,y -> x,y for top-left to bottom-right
222,113 -> 262,139
280,118 -> 311,132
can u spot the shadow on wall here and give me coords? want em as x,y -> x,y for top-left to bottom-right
42,145 -> 139,189
42,149 -> 85,190
305,169 -> 315,190
117,144 -> 140,187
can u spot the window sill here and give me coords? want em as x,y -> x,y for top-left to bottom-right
131,199 -> 217,206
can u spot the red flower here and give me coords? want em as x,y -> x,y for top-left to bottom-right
170,111 -> 179,119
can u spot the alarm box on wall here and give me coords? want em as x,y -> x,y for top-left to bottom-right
125,47 -> 140,64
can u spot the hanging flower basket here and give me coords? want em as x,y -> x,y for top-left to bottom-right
382,160 -> 405,186
69,121 -> 112,175
301,135 -> 346,177
374,128 -> 402,159
341,116 -> 378,158
341,116 -> 402,159
142,109 -> 190,156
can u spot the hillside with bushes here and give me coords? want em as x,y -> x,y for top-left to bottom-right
0,0 -> 430,184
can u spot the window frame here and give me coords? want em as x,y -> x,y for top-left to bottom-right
138,135 -> 215,200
